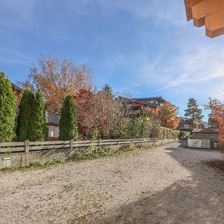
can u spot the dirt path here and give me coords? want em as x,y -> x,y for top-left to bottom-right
1,143 -> 224,224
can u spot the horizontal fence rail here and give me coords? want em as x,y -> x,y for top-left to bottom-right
0,138 -> 156,154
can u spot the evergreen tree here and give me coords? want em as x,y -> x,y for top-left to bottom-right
30,89 -> 46,141
207,98 -> 219,128
102,84 -> 113,98
184,98 -> 203,129
59,94 -> 78,140
17,88 -> 34,141
0,73 -> 17,142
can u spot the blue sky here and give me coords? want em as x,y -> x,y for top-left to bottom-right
1,0 -> 224,120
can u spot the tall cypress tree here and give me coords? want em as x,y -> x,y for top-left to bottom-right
59,94 -> 78,140
30,89 -> 46,141
184,98 -> 203,129
17,88 -> 34,141
0,73 -> 17,142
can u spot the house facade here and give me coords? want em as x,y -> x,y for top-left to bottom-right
126,97 -> 166,117
46,112 -> 60,140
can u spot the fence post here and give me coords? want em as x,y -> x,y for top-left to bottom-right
98,139 -> 101,147
25,140 -> 29,153
70,140 -> 73,152
25,140 -> 30,166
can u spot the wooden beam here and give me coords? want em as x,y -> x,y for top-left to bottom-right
185,0 -> 202,20
185,0 -> 224,38
192,0 -> 224,27
205,8 -> 224,37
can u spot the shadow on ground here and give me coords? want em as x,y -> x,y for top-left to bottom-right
98,145 -> 224,224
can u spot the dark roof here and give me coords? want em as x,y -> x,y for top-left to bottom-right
192,127 -> 219,134
11,83 -> 23,93
128,97 -> 166,107
46,112 -> 59,126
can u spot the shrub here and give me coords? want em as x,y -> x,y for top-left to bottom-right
151,121 -> 162,139
0,73 -> 17,142
179,131 -> 191,140
30,89 -> 46,141
59,94 -> 78,140
17,89 -> 34,141
140,117 -> 153,138
120,116 -> 153,139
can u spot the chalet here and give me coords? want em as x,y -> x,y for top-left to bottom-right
127,97 -> 166,117
184,0 -> 224,38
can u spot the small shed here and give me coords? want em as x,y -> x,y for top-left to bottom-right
188,127 -> 219,149
191,127 -> 218,141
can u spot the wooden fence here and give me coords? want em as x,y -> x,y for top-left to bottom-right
0,138 -> 156,154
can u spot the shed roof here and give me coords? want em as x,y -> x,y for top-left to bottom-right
192,127 -> 219,134
46,112 -> 59,126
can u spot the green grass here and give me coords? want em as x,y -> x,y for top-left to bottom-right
0,159 -> 65,173
71,143 -> 154,161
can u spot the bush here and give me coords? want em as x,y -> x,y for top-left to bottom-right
59,94 -> 78,140
0,73 -> 17,142
17,89 -> 34,141
119,116 -> 152,139
30,89 -> 46,141
179,131 -> 191,140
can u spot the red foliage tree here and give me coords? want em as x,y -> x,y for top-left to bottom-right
74,89 -> 95,136
207,98 -> 224,149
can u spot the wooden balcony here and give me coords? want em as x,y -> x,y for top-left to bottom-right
185,0 -> 224,38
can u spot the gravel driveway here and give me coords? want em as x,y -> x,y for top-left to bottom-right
1,143 -> 224,224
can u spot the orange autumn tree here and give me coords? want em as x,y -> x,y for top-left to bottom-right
155,102 -> 180,129
23,56 -> 92,113
207,98 -> 224,149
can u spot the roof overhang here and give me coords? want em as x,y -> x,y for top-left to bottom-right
184,0 -> 224,38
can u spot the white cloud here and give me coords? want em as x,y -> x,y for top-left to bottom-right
133,40 -> 224,95
59,0 -> 186,26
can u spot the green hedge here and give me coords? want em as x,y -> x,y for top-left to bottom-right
159,127 -> 180,140
119,117 -> 179,140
